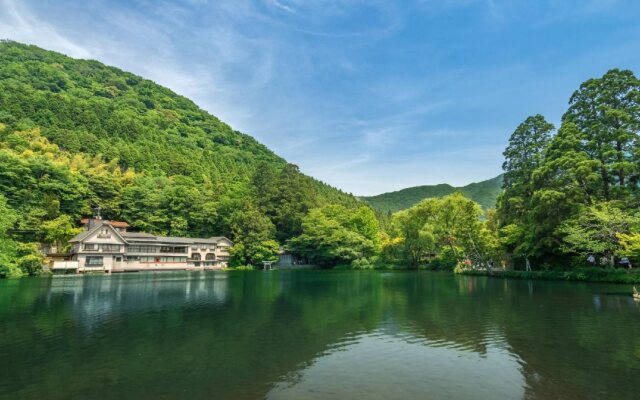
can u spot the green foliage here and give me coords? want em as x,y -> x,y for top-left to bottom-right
0,194 -> 21,278
288,205 -> 380,267
40,215 -> 82,252
557,203 -> 640,259
563,68 -> 640,201
230,239 -> 280,267
618,232 -> 640,257
362,175 -> 503,213
387,193 -> 496,269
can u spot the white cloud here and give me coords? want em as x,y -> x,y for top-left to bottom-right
0,0 -> 92,58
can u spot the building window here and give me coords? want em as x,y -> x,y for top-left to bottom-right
159,256 -> 187,263
191,253 -> 201,261
83,243 -> 98,251
160,246 -> 187,253
128,245 -> 159,253
102,244 -> 120,252
86,256 -> 103,266
205,253 -> 216,261
97,228 -> 112,239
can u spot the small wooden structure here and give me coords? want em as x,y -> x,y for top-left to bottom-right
262,261 -> 274,270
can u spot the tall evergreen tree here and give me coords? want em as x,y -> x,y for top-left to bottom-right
499,114 -> 555,225
563,69 -> 640,201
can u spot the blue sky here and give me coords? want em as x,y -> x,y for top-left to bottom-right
2,0 -> 640,195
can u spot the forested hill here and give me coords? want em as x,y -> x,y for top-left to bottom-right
0,41 -> 361,270
361,175 -> 503,213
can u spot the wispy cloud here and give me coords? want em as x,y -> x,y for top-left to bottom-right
1,0 -> 640,195
267,0 -> 297,13
0,0 -> 92,58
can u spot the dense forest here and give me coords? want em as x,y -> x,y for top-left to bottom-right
361,175 -> 502,213
1,41 -> 639,277
0,41 -> 365,277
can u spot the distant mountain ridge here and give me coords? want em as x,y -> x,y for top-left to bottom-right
361,175 -> 503,213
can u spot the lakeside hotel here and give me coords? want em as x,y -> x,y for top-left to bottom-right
53,217 -> 232,274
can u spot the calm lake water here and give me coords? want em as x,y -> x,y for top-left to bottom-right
1,271 -> 639,400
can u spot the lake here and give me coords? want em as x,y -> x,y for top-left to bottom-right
1,271 -> 639,399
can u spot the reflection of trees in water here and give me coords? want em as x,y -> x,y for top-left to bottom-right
0,272 -> 383,400
365,274 -> 640,399
0,272 -> 638,399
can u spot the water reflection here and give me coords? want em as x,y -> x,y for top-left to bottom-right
268,332 -> 525,400
0,271 -> 638,400
42,272 -> 230,332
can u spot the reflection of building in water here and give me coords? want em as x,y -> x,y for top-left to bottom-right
46,272 -> 230,330
52,215 -> 232,274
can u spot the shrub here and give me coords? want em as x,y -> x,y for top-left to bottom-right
351,257 -> 374,269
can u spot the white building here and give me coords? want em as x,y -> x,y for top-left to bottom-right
56,218 -> 232,274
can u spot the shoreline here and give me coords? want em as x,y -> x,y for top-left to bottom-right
457,268 -> 640,284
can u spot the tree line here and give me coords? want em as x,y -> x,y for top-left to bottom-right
376,68 -> 640,271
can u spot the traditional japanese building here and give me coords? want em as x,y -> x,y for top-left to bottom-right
53,216 -> 232,274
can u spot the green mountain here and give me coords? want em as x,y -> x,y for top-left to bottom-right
0,41 -> 360,253
361,175 -> 503,213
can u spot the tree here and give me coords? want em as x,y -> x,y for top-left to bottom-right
231,239 -> 280,267
40,214 -> 82,252
0,194 -> 21,277
563,69 -> 640,201
227,201 -> 279,266
388,194 -> 494,269
389,203 -> 438,267
513,122 -> 603,262
557,203 -> 640,265
499,114 -> 555,224
272,164 -> 319,242
617,232 -> 640,257
288,205 -> 379,267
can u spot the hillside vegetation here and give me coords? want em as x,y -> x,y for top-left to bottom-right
361,175 -> 502,213
0,41 -> 363,276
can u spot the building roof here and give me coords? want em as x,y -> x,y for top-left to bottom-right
70,221 -> 232,246
121,232 -> 156,239
155,236 -> 221,244
80,218 -> 130,228
69,221 -> 127,244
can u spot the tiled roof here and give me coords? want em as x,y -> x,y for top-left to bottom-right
69,221 -> 126,243
69,229 -> 93,243
155,236 -> 221,244
69,221 -> 232,245
80,218 -> 130,228
122,232 -> 156,238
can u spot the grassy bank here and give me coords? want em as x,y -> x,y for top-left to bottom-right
458,268 -> 640,284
